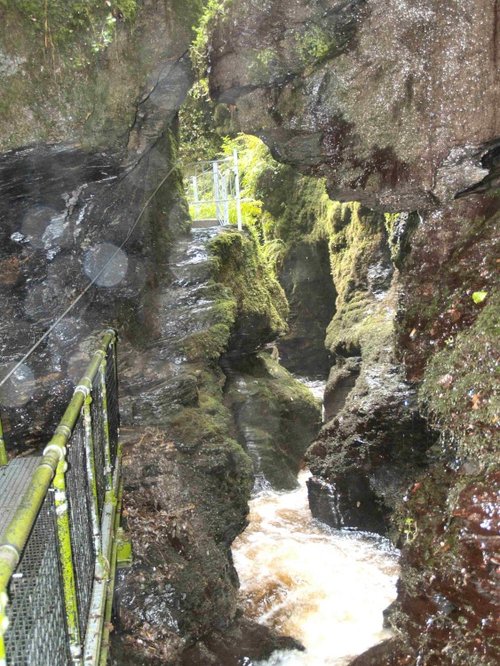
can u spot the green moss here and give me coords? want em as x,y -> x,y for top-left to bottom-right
419,292 -> 499,467
296,25 -> 333,63
207,135 -> 395,361
246,47 -> 284,82
209,230 -> 288,336
183,323 -> 233,361
1,1 -> 137,49
179,79 -> 224,166
0,0 -> 207,150
384,211 -> 420,268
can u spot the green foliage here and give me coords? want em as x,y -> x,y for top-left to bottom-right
2,0 -> 137,51
190,0 -> 232,77
179,80 -> 223,167
472,291 -> 488,304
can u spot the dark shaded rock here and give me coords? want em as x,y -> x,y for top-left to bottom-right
278,239 -> 335,378
181,617 -> 304,666
307,472 -> 387,533
307,371 -> 436,534
349,639 -> 411,666
323,356 -> 361,421
224,352 -> 321,490
112,428 -> 253,665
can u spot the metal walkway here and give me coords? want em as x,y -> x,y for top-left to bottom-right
0,330 -> 124,666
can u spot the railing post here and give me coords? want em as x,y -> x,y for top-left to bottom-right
221,170 -> 229,225
192,175 -> 200,219
53,458 -> 82,663
233,149 -> 243,231
0,416 -> 7,466
99,360 -> 113,492
213,161 -> 221,224
83,396 -> 101,553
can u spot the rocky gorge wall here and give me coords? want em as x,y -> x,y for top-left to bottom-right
207,1 -> 500,664
0,2 -> 321,663
0,0 -> 498,664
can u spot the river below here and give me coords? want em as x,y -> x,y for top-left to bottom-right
232,472 -> 400,665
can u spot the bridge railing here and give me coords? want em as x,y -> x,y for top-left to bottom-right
186,150 -> 243,230
0,329 -> 122,666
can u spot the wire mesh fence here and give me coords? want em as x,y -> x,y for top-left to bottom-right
105,344 -> 120,467
90,370 -> 108,519
66,417 -> 96,640
1,331 -> 121,666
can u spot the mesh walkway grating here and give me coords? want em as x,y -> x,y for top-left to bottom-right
4,493 -> 70,665
0,458 -> 41,537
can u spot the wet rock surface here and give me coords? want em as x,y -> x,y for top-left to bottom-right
0,1 -> 197,152
209,0 -> 499,211
390,469 -> 500,666
0,135 -> 188,451
181,617 -> 304,666
0,1 -> 498,663
223,352 -> 321,490
303,203 -> 437,534
114,226 -> 252,662
277,239 -> 335,378
115,225 -> 324,663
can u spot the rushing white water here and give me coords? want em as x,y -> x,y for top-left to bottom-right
233,473 -> 400,665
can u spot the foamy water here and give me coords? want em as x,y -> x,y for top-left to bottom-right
233,473 -> 400,665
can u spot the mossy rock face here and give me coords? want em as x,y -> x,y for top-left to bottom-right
115,226 -> 257,663
224,352 -> 321,490
209,229 -> 288,356
419,292 -> 499,470
0,0 -> 199,152
229,154 -> 435,531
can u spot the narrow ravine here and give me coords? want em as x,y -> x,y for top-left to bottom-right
232,379 -> 400,665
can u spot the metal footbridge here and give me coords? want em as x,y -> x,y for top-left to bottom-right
186,151 -> 244,230
0,330 -> 127,665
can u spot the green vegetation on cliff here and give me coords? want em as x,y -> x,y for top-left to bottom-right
209,230 -> 288,354
210,135 -> 396,361
419,292 -> 499,468
0,0 -> 204,150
